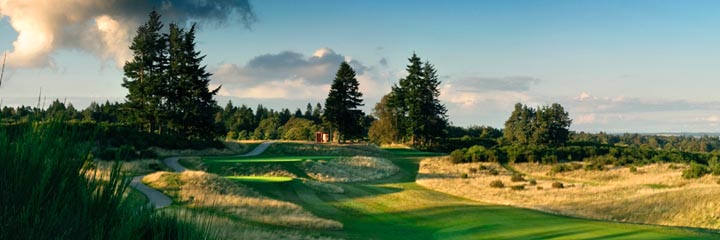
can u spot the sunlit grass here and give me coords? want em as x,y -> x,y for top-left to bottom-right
226,176 -> 294,183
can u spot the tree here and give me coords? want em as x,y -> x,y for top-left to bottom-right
165,23 -> 220,141
282,117 -> 318,141
503,103 -> 571,146
122,10 -> 167,133
389,53 -> 448,148
122,11 -> 220,142
323,62 -> 364,142
369,94 -> 400,145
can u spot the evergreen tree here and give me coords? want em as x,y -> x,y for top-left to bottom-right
389,53 -> 447,148
122,10 -> 167,133
166,23 -> 220,141
312,103 -> 323,123
323,62 -> 364,142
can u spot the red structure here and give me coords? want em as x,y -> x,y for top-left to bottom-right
315,132 -> 329,143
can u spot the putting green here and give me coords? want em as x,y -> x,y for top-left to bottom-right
226,176 -> 294,183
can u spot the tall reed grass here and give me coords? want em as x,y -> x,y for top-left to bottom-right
0,119 -> 215,239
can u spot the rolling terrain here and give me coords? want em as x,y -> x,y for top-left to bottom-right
170,143 -> 719,239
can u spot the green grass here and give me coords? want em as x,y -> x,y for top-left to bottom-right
205,155 -> 337,163
645,183 -> 673,189
0,119 -> 216,239
200,144 -> 718,239
226,176 -> 294,183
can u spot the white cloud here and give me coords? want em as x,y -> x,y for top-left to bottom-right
575,92 -> 592,101
212,48 -> 386,102
574,113 -> 596,125
0,0 -> 254,68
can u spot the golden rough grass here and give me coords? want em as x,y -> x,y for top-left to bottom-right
162,208 -> 341,240
417,157 -> 720,229
150,141 -> 250,157
303,156 -> 399,182
143,171 -> 343,230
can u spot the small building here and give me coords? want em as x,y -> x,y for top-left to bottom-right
315,131 -> 330,143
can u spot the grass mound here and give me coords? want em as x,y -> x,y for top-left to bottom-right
227,176 -> 294,183
143,171 -> 342,230
262,142 -> 390,157
302,156 -> 400,182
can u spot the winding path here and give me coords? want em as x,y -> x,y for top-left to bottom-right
130,142 -> 274,208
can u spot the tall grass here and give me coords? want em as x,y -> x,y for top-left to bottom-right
0,119 -> 215,239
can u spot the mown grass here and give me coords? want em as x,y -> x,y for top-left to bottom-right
0,119 -> 216,240
205,155 -> 336,163
219,145 -> 719,239
227,176 -> 294,183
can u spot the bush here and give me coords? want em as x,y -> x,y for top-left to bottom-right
510,174 -> 525,182
489,169 -> 499,176
490,180 -> 504,188
629,166 -> 637,173
536,186 -> 544,190
460,173 -> 468,179
226,130 -> 238,140
510,185 -> 525,190
529,179 -> 537,185
552,181 -> 564,188
450,149 -> 467,163
709,156 -> 720,175
468,167 -> 478,174
0,119 -> 216,239
550,163 -> 582,174
682,162 -> 710,179
478,165 -> 489,170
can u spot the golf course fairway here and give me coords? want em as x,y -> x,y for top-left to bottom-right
204,145 -> 719,239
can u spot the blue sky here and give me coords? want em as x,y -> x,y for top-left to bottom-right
1,0 -> 720,132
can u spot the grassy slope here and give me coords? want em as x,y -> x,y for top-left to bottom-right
201,144 -> 718,239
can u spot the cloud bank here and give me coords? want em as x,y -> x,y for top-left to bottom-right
212,48 -> 378,100
0,0 -> 255,68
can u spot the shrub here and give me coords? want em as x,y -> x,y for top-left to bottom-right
541,155 -> 558,164
489,169 -> 499,176
468,168 -> 478,174
629,166 -> 637,173
226,130 -> 238,140
709,156 -> 720,175
529,179 -> 537,185
552,181 -> 564,188
510,174 -> 525,182
0,119 -> 215,239
536,186 -> 544,190
550,163 -> 582,174
490,180 -> 504,188
450,149 -> 467,163
682,162 -> 710,179
510,185 -> 525,190
465,145 -> 487,162
478,165 -> 489,170
460,173 -> 468,179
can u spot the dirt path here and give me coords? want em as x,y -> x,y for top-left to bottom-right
132,142 -> 274,209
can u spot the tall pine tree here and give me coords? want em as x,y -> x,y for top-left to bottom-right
324,62 -> 364,142
122,10 -> 167,133
166,23 -> 220,141
390,53 -> 447,148
122,12 -> 220,142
